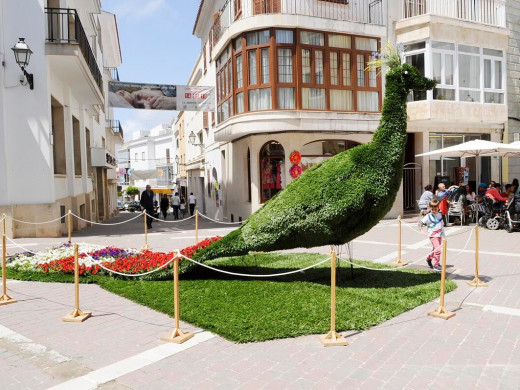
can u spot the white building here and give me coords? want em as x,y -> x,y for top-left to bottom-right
118,124 -> 175,200
178,0 -> 516,221
0,0 -> 124,237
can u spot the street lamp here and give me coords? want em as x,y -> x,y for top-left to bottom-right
175,155 -> 180,164
188,131 -> 202,146
11,38 -> 34,90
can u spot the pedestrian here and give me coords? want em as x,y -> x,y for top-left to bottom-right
140,185 -> 155,229
160,194 -> 169,220
418,184 -> 433,215
419,199 -> 444,271
188,192 -> 197,216
171,192 -> 181,220
179,196 -> 186,219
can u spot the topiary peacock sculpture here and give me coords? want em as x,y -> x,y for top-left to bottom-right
186,46 -> 436,270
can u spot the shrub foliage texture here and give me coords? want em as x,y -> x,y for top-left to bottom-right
186,63 -> 436,271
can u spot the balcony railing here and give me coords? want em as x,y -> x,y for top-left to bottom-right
211,0 -> 383,48
401,0 -> 506,28
45,8 -> 103,93
106,120 -> 124,140
105,67 -> 120,81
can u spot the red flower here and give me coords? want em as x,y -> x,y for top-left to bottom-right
289,151 -> 302,165
289,165 -> 302,178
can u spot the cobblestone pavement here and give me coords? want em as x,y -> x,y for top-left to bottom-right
1,212 -> 520,389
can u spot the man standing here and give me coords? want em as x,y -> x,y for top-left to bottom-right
171,192 -> 181,220
140,185 -> 155,229
188,192 -> 197,216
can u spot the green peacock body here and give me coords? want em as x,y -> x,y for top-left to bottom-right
187,63 -> 435,270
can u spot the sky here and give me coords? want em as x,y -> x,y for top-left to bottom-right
102,0 -> 201,140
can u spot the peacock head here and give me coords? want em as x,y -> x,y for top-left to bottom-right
400,63 -> 436,94
385,63 -> 436,98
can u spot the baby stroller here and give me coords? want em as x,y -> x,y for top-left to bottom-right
478,197 -> 506,230
504,196 -> 520,233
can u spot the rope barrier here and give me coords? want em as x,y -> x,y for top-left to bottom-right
196,213 -> 243,225
4,236 -> 38,255
5,214 -> 66,225
69,211 -> 145,226
145,213 -> 196,223
338,246 -> 439,272
178,253 -> 333,278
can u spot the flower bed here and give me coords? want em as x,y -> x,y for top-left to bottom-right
7,237 -> 221,279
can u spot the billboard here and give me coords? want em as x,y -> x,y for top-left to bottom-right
108,81 -> 214,112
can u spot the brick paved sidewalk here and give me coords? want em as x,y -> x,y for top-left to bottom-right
1,216 -> 520,389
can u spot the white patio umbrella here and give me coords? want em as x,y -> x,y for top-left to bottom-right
416,139 -> 520,185
416,139 -> 520,223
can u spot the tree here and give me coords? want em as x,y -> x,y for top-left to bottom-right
126,186 -> 139,197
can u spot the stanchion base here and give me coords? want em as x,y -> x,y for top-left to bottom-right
141,245 -> 151,250
0,294 -> 17,306
428,306 -> 456,320
161,328 -> 194,344
467,277 -> 488,288
319,330 -> 348,347
62,308 -> 92,322
390,259 -> 408,267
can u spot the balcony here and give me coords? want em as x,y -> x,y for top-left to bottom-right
401,0 -> 506,28
107,119 -> 124,143
210,0 -> 383,49
45,8 -> 103,102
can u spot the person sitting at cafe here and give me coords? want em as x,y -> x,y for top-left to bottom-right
418,184 -> 434,215
486,182 -> 509,203
477,183 -> 487,202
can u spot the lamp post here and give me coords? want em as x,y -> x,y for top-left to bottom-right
11,38 -> 34,90
188,131 -> 202,146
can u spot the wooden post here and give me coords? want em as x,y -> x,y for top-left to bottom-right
0,234 -> 16,306
142,212 -> 150,250
62,244 -> 91,322
67,210 -> 72,243
391,215 -> 407,266
319,246 -> 347,346
428,240 -> 455,320
195,210 -> 199,245
161,257 -> 194,344
2,213 -> 10,258
467,225 -> 488,287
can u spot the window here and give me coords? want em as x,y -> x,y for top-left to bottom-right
432,42 -> 455,101
142,152 -> 145,161
483,48 -> 504,104
245,30 -> 272,112
135,153 -> 138,162
260,141 -> 285,203
404,48 -> 426,101
216,44 -> 233,122
234,0 -> 242,19
227,28 -> 381,115
405,40 -> 504,105
459,44 -> 480,102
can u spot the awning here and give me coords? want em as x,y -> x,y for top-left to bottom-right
152,188 -> 173,195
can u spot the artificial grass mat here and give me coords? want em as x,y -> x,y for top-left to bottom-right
4,253 -> 456,343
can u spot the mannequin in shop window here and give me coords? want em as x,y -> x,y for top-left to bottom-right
261,158 -> 282,191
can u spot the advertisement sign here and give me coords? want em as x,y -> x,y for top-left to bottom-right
108,81 -> 214,112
